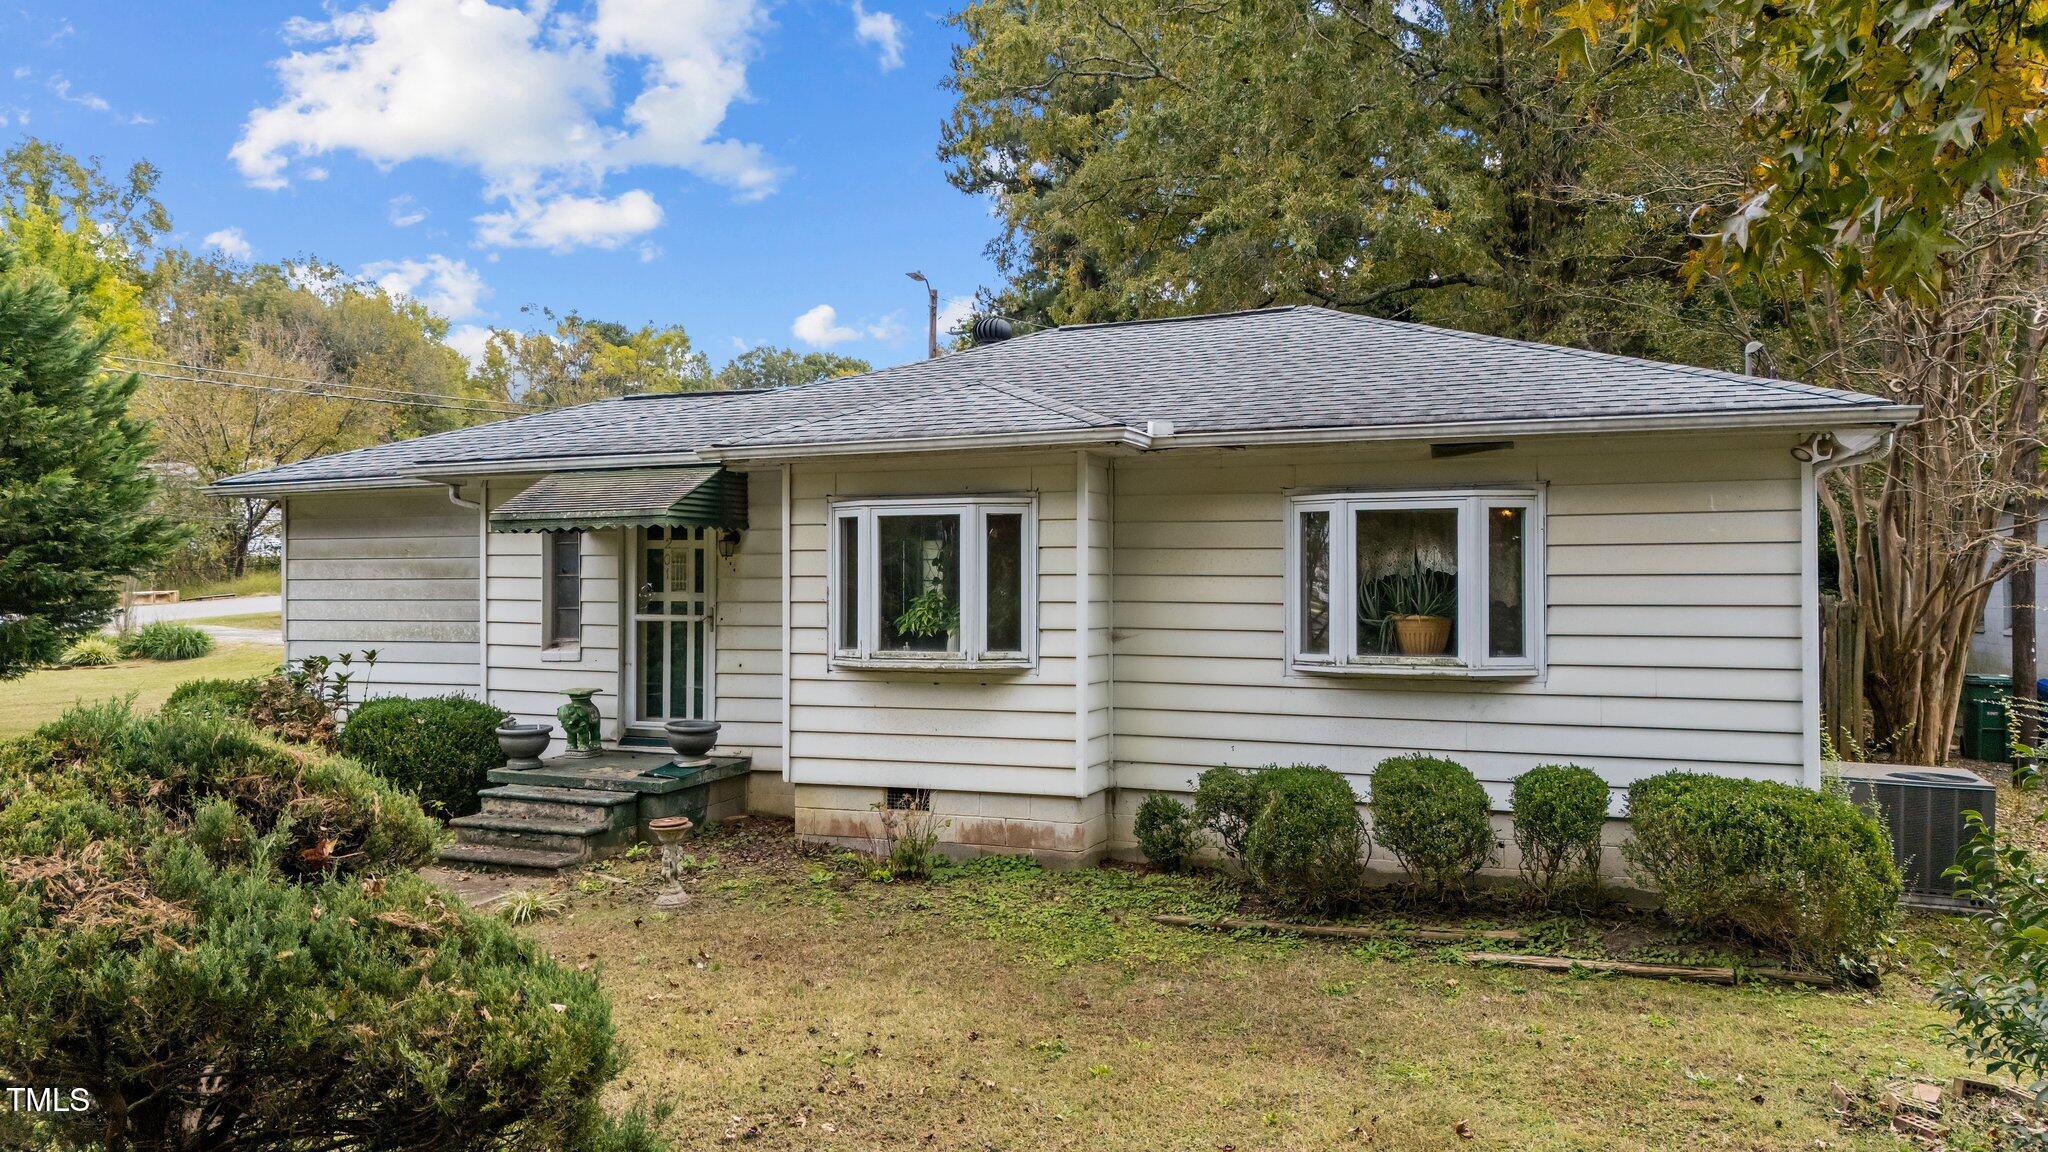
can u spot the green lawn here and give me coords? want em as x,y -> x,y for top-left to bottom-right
170,566 -> 281,600
0,643 -> 282,739
199,611 -> 283,631
525,822 -> 1981,1152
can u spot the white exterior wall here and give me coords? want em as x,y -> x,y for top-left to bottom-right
785,451 -> 1083,797
1079,453 -> 1115,795
723,469 -> 789,812
480,478 -> 624,755
284,488 -> 480,698
1109,433 -> 1809,813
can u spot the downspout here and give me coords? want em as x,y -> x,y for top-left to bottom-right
780,463 -> 793,783
1800,430 -> 1896,785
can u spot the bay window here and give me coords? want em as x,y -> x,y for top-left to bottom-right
830,496 -> 1036,667
1287,489 -> 1541,675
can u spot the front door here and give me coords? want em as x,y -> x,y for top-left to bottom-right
631,525 -> 715,725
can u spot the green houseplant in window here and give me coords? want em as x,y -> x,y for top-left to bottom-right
1381,556 -> 1457,656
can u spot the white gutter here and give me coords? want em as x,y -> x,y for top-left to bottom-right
213,404 -> 1919,497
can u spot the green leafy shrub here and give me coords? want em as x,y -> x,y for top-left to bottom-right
340,694 -> 509,819
1243,765 -> 1367,912
0,700 -> 650,1152
164,675 -> 263,716
1510,763 -> 1610,901
1134,793 -> 1200,872
1193,765 -> 1279,860
1371,755 -> 1494,899
1623,772 -> 1901,970
58,635 -> 118,667
119,620 -> 215,661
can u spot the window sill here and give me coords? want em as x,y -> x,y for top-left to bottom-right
1291,659 -> 1540,681
539,645 -> 583,663
831,656 -> 1035,674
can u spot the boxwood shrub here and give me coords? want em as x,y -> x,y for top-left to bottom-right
1242,765 -> 1367,912
1510,763 -> 1609,901
1371,755 -> 1494,899
339,695 -> 509,819
1623,771 -> 1901,970
1134,793 -> 1201,872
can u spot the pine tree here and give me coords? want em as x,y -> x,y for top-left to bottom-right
0,236 -> 173,678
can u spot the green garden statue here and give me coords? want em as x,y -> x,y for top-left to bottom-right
557,689 -> 601,756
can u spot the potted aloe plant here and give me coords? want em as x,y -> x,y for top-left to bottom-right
1383,556 -> 1457,656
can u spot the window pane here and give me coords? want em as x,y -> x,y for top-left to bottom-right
1355,508 -> 1458,657
1299,509 -> 1330,655
877,514 -> 962,654
985,512 -> 1024,653
837,516 -> 860,651
640,620 -> 664,718
1488,505 -> 1527,659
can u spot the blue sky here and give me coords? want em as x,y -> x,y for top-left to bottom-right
0,0 -> 1001,370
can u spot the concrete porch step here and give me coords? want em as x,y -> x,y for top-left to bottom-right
450,811 -> 616,855
436,842 -> 584,875
478,783 -> 638,824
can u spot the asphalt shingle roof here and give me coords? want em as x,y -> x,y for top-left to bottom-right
216,306 -> 1906,490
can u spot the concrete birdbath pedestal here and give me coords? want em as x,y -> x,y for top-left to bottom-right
648,815 -> 696,909
495,721 -> 552,770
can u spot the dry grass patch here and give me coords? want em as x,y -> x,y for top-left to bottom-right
527,820 -> 1970,1151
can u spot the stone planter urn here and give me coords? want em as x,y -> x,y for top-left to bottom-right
557,688 -> 602,758
663,718 -> 721,760
495,721 -> 552,770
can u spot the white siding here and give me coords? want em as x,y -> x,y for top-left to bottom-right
719,468 -> 786,792
1079,453 -> 1114,794
786,452 -> 1082,796
482,479 -> 624,752
1109,434 -> 1809,809
284,488 -> 481,699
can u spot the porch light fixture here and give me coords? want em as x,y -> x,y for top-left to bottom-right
716,528 -> 742,559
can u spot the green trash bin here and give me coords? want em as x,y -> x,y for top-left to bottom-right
1960,673 -> 2014,762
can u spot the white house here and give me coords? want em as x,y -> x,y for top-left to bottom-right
214,306 -> 1915,870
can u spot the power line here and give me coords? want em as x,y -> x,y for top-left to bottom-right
108,354 -> 525,412
111,368 -> 527,416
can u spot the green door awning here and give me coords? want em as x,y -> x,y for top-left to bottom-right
489,467 -> 748,533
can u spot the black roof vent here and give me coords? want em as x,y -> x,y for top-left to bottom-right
971,315 -> 1014,345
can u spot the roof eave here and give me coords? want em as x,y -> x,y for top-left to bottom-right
1158,404 -> 1921,450
206,475 -> 439,498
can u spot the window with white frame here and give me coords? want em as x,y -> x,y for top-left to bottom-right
830,496 -> 1035,666
543,531 -> 583,650
1287,489 -> 1541,674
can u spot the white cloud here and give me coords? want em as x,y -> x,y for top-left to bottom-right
792,304 -> 861,348
203,228 -> 254,260
474,189 -> 664,251
232,0 -> 776,251
388,194 -> 427,227
851,2 -> 904,71
937,294 -> 975,339
445,323 -> 494,364
361,254 -> 491,320
45,74 -> 108,113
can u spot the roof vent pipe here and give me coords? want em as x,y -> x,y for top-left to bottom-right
971,316 -> 1014,345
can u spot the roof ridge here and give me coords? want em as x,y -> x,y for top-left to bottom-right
1056,305 -> 1300,333
1306,306 -> 1881,404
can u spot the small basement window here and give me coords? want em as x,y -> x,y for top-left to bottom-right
829,495 -> 1036,668
1287,488 -> 1541,676
543,530 -> 584,649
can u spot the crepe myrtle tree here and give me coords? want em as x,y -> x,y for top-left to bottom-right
0,236 -> 174,678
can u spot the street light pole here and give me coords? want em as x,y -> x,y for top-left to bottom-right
906,271 -> 939,359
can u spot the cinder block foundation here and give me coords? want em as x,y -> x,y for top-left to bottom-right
794,785 -> 1111,867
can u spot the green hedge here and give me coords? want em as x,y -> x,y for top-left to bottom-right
164,676 -> 264,717
1623,772 -> 1901,969
340,695 -> 509,819
1243,765 -> 1367,912
1510,763 -> 1609,901
1370,755 -> 1494,898
1134,793 -> 1200,872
